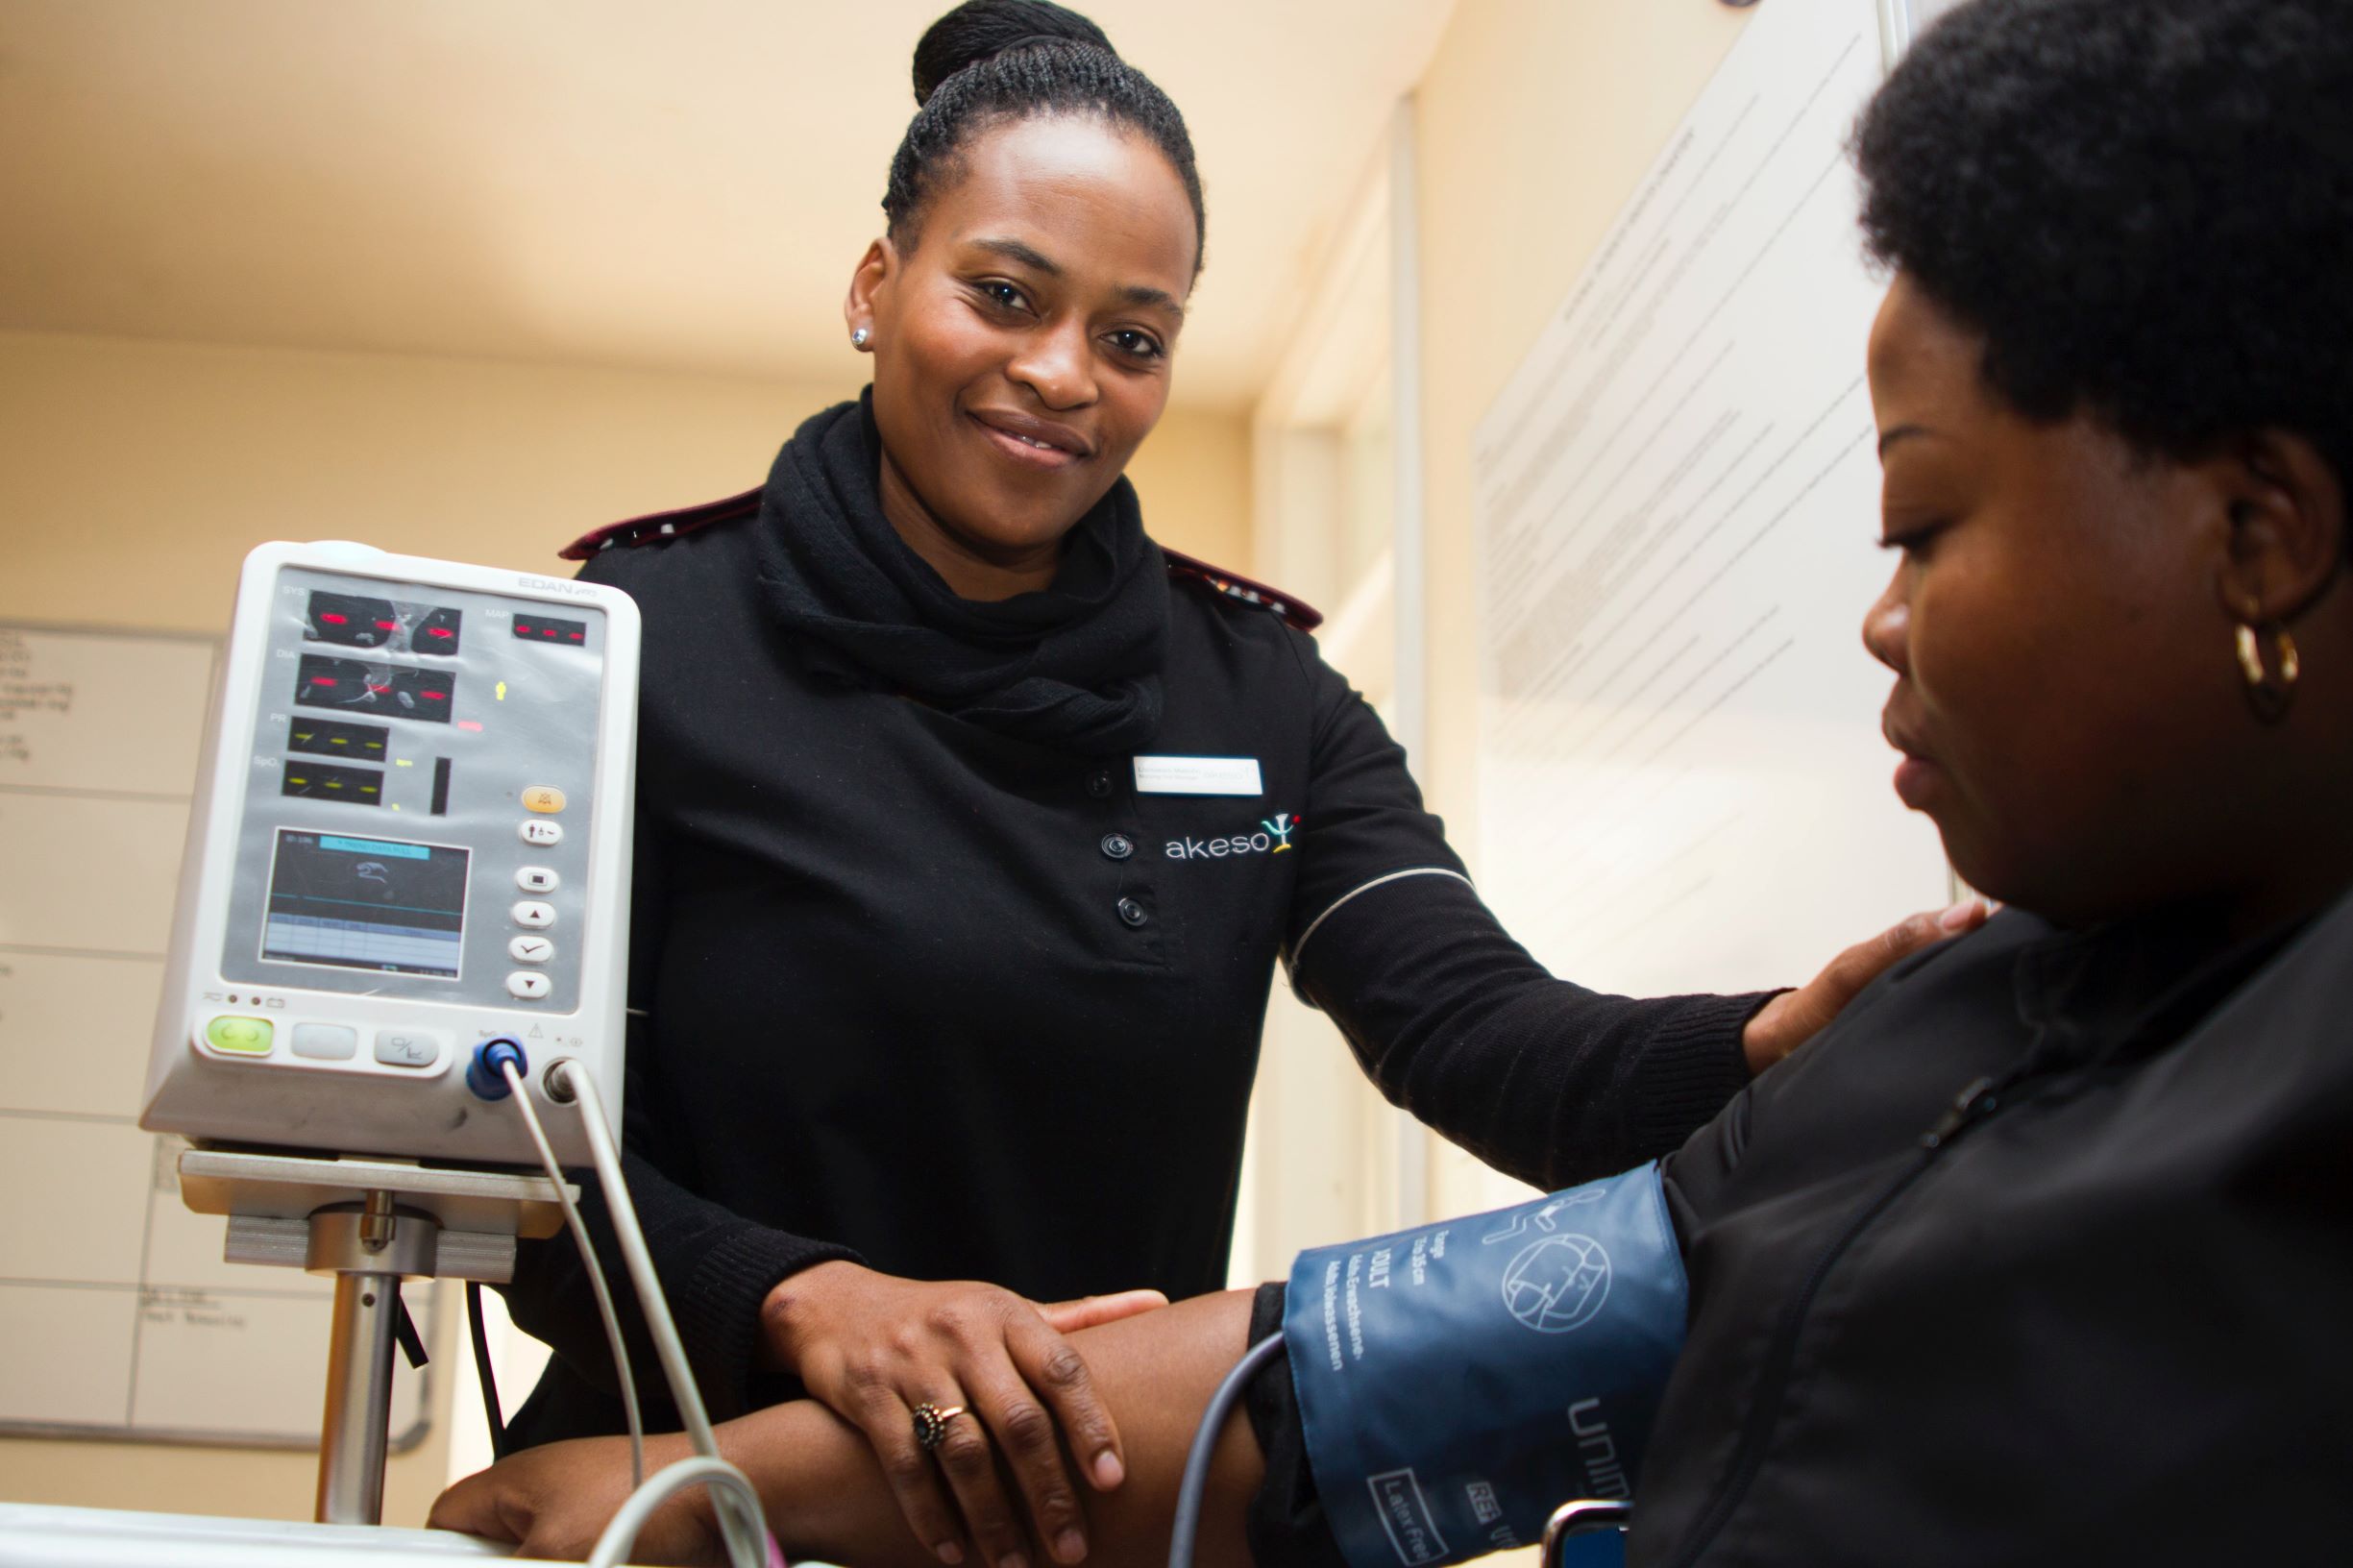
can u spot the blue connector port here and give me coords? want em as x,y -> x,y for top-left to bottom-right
468,1038 -> 528,1101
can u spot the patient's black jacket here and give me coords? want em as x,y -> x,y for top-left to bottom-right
498,454 -> 1768,1448
1248,898 -> 2353,1568
1630,897 -> 2353,1564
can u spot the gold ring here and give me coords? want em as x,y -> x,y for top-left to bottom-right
912,1400 -> 968,1453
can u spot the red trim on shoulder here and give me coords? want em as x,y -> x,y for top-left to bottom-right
558,486 -> 763,560
1162,547 -> 1324,632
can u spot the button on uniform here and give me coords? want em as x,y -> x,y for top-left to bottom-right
1086,769 -> 1115,800
1101,833 -> 1134,861
1116,896 -> 1149,928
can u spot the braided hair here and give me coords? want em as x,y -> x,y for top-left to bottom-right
883,0 -> 1206,273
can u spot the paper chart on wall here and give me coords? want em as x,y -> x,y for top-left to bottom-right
0,623 -> 437,1447
1471,0 -> 1949,1000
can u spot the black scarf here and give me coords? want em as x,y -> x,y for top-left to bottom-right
751,394 -> 1167,757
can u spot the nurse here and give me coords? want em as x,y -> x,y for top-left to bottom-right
497,4 -> 1973,1565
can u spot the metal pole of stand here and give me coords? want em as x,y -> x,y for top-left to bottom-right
316,1267 -> 401,1524
307,1189 -> 439,1526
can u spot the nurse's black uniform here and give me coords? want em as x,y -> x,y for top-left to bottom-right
502,398 -> 1770,1445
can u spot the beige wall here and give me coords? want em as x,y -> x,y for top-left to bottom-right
1,1307 -> 464,1528
1409,0 -> 1753,837
0,328 -> 1247,1522
1408,1 -> 1754,1214
0,331 -> 1249,632
0,332 -> 848,627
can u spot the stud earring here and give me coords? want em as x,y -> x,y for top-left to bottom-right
2235,617 -> 2301,724
851,327 -> 871,350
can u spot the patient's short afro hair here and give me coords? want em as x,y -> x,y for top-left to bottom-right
1856,0 -> 2353,491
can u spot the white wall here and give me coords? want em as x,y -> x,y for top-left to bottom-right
1406,0 -> 1756,1219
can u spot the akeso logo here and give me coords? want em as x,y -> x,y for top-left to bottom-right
1166,812 -> 1299,861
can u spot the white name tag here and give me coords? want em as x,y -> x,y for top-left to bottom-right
1134,755 -> 1263,796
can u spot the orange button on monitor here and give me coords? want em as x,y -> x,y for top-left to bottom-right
522,786 -> 567,814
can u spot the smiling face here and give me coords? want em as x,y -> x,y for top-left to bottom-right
846,112 -> 1197,600
1862,274 -> 2353,932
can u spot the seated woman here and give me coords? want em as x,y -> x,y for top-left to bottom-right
432,0 -> 2353,1561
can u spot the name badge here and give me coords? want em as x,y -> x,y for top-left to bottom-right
1133,755 -> 1263,796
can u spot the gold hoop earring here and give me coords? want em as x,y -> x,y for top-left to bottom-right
2235,620 -> 2300,723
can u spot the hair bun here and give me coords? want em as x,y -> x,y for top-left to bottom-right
911,0 -> 1116,105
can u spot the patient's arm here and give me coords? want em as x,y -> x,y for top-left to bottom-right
429,1288 -> 1265,1568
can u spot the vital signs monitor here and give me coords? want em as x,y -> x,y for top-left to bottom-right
140,541 -> 639,1167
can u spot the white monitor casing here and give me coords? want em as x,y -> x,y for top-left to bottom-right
140,541 -> 637,1166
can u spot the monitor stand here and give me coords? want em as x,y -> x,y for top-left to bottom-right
176,1146 -> 573,1525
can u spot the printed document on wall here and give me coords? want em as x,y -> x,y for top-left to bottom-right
1472,0 -> 1949,998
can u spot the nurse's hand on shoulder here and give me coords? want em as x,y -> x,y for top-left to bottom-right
1740,897 -> 1992,1072
763,1261 -> 1166,1568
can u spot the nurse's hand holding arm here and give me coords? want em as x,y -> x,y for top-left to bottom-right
760,1266 -> 1166,1568
436,1290 -> 1263,1568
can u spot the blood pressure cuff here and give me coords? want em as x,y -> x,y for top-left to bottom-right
1282,1164 -> 1686,1568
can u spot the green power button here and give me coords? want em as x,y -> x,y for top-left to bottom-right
206,1017 -> 274,1055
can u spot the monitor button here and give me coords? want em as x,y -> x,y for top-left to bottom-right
521,786 -> 567,814
373,1031 -> 441,1068
290,1023 -> 358,1060
519,820 -> 563,847
509,934 -> 555,965
512,900 -> 556,929
516,866 -> 560,894
205,1017 -> 273,1056
505,971 -> 552,1001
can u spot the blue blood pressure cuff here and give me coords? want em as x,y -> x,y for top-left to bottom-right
1282,1164 -> 1686,1568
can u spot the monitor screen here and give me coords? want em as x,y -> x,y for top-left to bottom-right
259,830 -> 469,978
